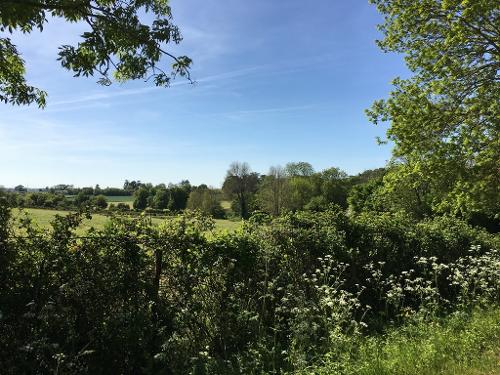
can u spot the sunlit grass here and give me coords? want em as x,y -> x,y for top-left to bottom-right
303,308 -> 500,375
220,200 -> 232,210
12,208 -> 241,234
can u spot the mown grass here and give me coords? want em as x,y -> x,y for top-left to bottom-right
13,208 -> 241,233
302,308 -> 500,375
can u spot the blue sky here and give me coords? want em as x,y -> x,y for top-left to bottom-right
0,0 -> 409,188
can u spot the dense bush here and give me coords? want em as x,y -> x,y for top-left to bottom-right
109,202 -> 131,212
0,200 -> 498,374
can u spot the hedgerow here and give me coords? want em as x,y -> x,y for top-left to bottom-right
0,200 -> 498,374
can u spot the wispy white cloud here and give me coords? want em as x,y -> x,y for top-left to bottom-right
198,104 -> 315,121
30,65 -> 264,109
37,56 -> 329,109
49,87 -> 160,107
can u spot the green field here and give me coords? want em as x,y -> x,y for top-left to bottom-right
13,208 -> 241,233
105,196 -> 134,208
104,195 -> 134,203
220,200 -> 231,210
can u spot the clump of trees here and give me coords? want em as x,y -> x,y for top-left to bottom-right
187,185 -> 225,219
221,161 -> 386,220
222,162 -> 260,219
4,191 -> 108,210
132,181 -> 192,211
4,158 -> 499,232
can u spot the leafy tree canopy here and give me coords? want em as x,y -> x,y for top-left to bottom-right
223,162 -> 260,219
368,0 -> 499,217
284,162 -> 315,177
0,0 -> 192,107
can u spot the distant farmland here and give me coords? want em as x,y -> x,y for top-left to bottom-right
12,208 -> 241,234
104,195 -> 134,207
104,195 -> 134,202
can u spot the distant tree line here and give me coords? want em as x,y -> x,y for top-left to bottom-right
3,191 -> 109,211
131,181 -> 191,211
8,183 -> 133,196
2,164 -> 386,221
3,160 -> 497,231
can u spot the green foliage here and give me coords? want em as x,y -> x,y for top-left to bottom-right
255,164 -> 352,215
187,187 -> 226,219
284,162 -> 315,177
367,0 -> 500,218
151,188 -> 170,209
14,184 -> 26,192
257,166 -> 288,216
318,168 -> 349,208
100,187 -> 132,196
109,202 -> 130,212
167,185 -> 190,211
222,162 -> 260,219
123,179 -> 144,192
347,176 -> 384,214
0,37 -> 47,107
1,198 -> 499,373
133,186 -> 149,210
0,0 -> 192,107
74,191 -> 92,207
285,176 -> 316,211
92,194 -> 108,209
131,183 -> 190,212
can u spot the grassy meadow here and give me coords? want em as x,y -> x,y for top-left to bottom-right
104,195 -> 134,208
13,207 -> 241,234
104,195 -> 134,202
